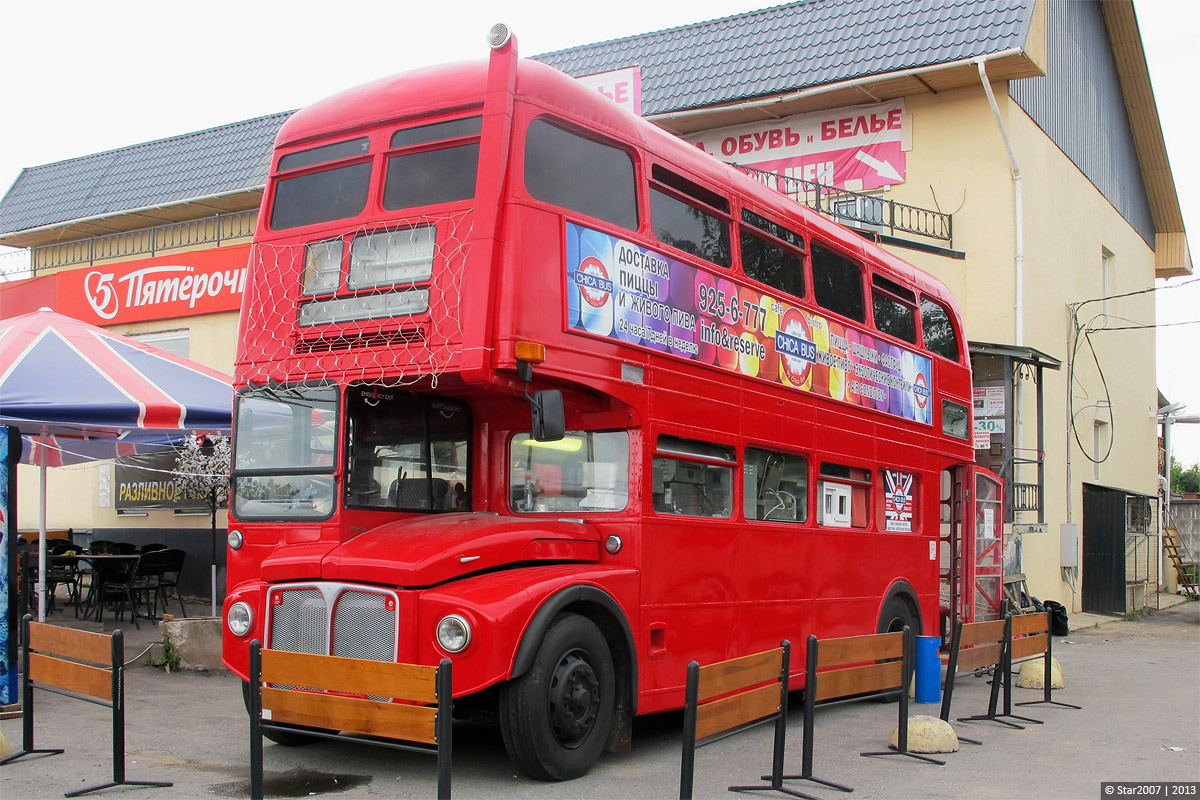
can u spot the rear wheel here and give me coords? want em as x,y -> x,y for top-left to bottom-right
877,595 -> 920,636
499,613 -> 616,781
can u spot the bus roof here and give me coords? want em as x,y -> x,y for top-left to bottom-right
277,55 -> 959,317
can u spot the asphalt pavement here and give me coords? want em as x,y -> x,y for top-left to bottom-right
3,599 -> 1198,799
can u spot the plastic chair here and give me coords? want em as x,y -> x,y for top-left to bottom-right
140,542 -> 168,553
94,556 -> 142,628
119,549 -> 171,623
46,540 -> 83,613
156,549 -> 188,619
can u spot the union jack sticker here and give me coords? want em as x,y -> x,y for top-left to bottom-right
884,470 -> 914,532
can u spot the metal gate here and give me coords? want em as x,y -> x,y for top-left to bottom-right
1082,486 -> 1126,614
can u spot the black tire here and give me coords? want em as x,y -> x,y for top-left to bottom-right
499,613 -> 616,781
240,680 -> 320,746
876,596 -> 920,703
877,595 -> 920,636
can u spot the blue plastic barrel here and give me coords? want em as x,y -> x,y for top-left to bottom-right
914,635 -> 942,704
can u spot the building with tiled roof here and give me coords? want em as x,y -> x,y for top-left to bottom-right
0,0 -> 1188,616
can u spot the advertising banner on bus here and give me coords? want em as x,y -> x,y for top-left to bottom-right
565,223 -> 932,425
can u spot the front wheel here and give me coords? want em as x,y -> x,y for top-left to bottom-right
499,613 -> 616,781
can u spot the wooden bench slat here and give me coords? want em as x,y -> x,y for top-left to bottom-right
29,652 -> 112,702
261,687 -> 438,744
953,643 -> 1003,674
28,621 -> 112,666
816,631 -> 903,669
261,649 -> 438,703
696,648 -> 782,703
1010,633 -> 1048,662
695,682 -> 780,741
958,619 -> 1006,648
1011,613 -> 1049,637
813,661 -> 903,702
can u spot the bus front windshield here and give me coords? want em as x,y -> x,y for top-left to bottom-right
232,385 -> 338,519
345,387 -> 470,512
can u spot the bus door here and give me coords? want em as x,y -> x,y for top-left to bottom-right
940,465 -> 1005,639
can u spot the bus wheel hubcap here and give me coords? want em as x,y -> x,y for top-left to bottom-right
548,649 -> 599,747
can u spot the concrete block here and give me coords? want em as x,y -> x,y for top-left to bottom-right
162,617 -> 227,672
888,715 -> 960,753
1016,657 -> 1064,689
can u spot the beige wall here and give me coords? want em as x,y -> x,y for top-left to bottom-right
880,81 -> 1158,610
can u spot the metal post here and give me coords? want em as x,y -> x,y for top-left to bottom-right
897,627 -> 911,753
768,641 -> 791,789
680,661 -> 699,800
436,658 -> 453,800
802,635 -> 817,778
250,641 -> 263,800
111,630 -> 125,785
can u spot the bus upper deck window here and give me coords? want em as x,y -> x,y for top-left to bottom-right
270,161 -> 372,231
872,274 -> 917,344
921,296 -> 961,361
650,166 -> 731,269
382,116 -> 482,212
812,242 -> 865,323
740,209 -> 806,300
524,119 -> 638,231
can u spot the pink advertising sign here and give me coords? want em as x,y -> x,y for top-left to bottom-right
686,100 -> 910,191
574,67 -> 643,116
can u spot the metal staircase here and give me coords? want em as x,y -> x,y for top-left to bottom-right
1164,510 -> 1198,598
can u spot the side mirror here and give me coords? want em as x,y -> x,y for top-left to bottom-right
531,389 -> 565,442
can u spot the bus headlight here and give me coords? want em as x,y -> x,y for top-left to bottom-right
436,614 -> 472,653
227,529 -> 244,550
227,602 -> 253,637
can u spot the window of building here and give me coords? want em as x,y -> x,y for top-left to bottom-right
652,435 -> 734,518
811,242 -> 865,322
920,296 -> 960,361
818,462 -> 870,528
130,329 -> 189,358
744,447 -> 808,522
831,193 -> 886,234
650,165 -> 730,268
740,209 -> 806,299
524,118 -> 638,231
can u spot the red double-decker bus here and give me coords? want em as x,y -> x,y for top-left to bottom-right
223,26 -> 1000,780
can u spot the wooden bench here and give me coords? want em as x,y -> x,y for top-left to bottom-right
940,617 -> 1007,740
1010,611 -> 1081,712
777,628 -> 938,799
2,616 -> 172,796
249,641 -> 452,799
678,641 -> 799,799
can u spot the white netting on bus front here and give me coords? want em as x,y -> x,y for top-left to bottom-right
238,212 -> 476,388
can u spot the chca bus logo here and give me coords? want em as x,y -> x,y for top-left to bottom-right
776,308 -> 815,387
573,257 -> 614,308
913,372 -> 930,409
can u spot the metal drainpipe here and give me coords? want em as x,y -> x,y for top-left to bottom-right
976,58 -> 1027,525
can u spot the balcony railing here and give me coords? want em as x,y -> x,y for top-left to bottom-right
29,210 -> 257,272
733,164 -> 953,248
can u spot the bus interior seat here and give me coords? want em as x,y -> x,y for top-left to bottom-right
389,477 -> 450,510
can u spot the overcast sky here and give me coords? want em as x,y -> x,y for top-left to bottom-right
1,0 -> 1196,466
